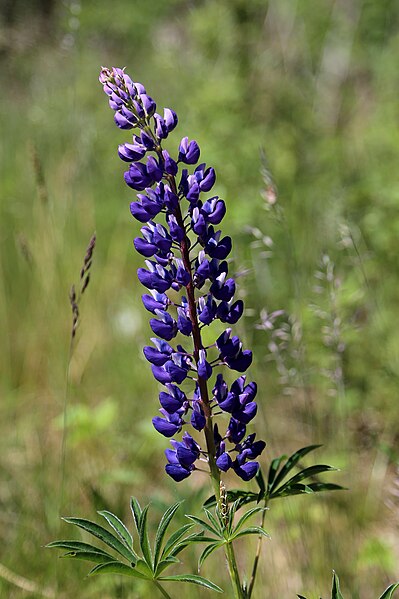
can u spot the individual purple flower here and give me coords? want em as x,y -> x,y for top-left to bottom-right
178,137 -> 200,164
165,432 -> 200,481
142,291 -> 170,313
118,141 -> 146,162
152,409 -> 183,437
159,384 -> 187,414
143,338 -> 173,366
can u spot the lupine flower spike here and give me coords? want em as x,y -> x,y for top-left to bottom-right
99,66 -> 266,486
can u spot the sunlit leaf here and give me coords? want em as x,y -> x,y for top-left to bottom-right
153,501 -> 183,569
139,504 -> 153,569
230,526 -> 270,541
130,497 -> 142,532
186,514 -> 221,537
154,556 -> 180,577
331,571 -> 344,599
161,524 -> 194,559
378,583 -> 399,599
98,510 -> 134,552
61,517 -> 135,562
158,574 -> 223,592
272,483 -> 315,498
88,561 -> 149,579
233,506 -> 267,534
169,533 -> 217,557
61,550 -> 114,564
198,542 -> 224,571
204,507 -> 223,535
46,540 -> 112,556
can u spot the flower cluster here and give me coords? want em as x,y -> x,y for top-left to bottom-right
100,67 -> 265,482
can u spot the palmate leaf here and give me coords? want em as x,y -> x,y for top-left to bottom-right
61,517 -> 136,563
158,573 -> 223,593
49,498 -> 224,592
379,583 -> 399,599
153,501 -> 183,568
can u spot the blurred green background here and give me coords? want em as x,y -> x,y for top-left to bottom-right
1,0 -> 399,597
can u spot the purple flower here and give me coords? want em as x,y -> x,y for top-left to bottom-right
118,141 -> 146,162
152,409 -> 183,437
178,137 -> 200,164
100,66 -> 265,483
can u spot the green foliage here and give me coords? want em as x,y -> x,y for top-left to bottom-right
204,446 -> 345,509
47,497 -> 222,594
186,501 -> 269,572
1,1 -> 399,596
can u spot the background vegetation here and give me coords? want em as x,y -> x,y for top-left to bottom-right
0,0 -> 398,597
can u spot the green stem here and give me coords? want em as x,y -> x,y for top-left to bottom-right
148,132 -> 220,498
154,580 -> 174,599
225,542 -> 244,599
148,123 -> 242,595
247,498 -> 269,598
